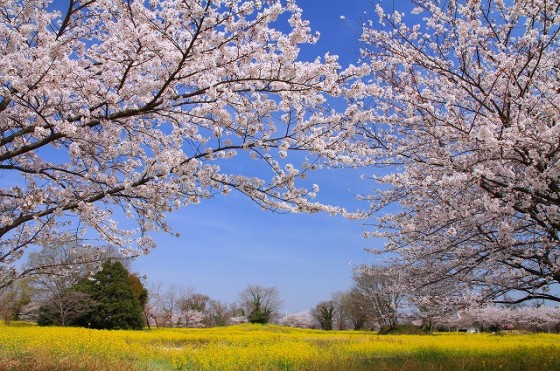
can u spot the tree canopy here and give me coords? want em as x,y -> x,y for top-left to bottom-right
0,0 -> 367,287
1,0 -> 559,311
358,0 -> 560,304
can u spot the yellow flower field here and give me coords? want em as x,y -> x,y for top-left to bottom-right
1,322 -> 559,370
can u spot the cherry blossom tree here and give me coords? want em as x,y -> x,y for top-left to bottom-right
0,0 -> 368,288
430,304 -> 560,332
351,264 -> 406,329
279,310 -> 316,328
359,0 -> 560,304
176,289 -> 210,327
517,305 -> 560,332
408,279 -> 472,332
145,282 -> 177,328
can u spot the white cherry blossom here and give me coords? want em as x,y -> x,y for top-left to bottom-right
0,0 -> 371,287
358,0 -> 560,305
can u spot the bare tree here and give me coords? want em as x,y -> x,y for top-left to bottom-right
36,289 -> 96,326
147,284 -> 240,328
342,291 -> 369,330
0,278 -> 32,325
206,300 -> 232,327
311,300 -> 336,330
25,241 -> 124,285
147,283 -> 178,329
330,291 -> 349,330
238,285 -> 282,324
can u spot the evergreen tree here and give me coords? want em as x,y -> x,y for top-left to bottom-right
128,273 -> 149,328
247,306 -> 272,324
73,261 -> 144,330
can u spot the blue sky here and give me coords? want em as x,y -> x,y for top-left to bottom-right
133,0 -> 384,314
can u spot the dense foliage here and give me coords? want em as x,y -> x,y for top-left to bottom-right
71,261 -> 145,330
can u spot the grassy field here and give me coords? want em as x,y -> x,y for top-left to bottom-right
1,322 -> 559,370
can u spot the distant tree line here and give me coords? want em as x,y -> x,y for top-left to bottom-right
2,243 -> 560,333
0,242 -> 286,329
37,260 -> 147,330
305,265 -> 560,334
145,284 -> 282,328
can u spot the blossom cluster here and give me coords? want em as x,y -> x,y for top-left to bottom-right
0,0 -> 372,283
